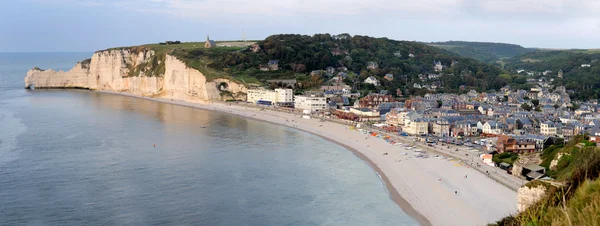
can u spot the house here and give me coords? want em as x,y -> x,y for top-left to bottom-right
268,60 -> 279,71
452,120 -> 479,137
478,105 -> 494,115
481,154 -> 494,166
433,60 -> 443,72
428,74 -> 441,80
364,76 -> 380,86
540,121 -> 557,136
356,94 -> 393,108
482,121 -> 506,135
432,116 -> 464,137
497,135 -> 536,154
408,53 -> 415,58
588,127 -> 600,143
517,117 -> 533,130
542,70 -> 553,76
259,64 -> 269,71
367,61 -> 378,70
581,64 -> 591,67
250,44 -> 261,52
504,118 -> 520,132
515,135 -> 554,152
561,124 -> 575,140
384,74 -> 394,81
326,67 -> 335,74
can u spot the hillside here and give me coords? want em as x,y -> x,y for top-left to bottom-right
503,50 -> 600,100
429,41 -> 534,63
38,34 -> 513,98
169,34 -> 505,96
494,135 -> 600,226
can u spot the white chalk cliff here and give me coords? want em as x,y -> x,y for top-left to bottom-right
25,49 -> 247,102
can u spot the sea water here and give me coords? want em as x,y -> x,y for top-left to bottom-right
0,53 -> 417,225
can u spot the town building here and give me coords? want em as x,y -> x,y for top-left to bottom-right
405,118 -> 429,135
356,94 -> 393,108
246,88 -> 294,106
268,60 -> 279,71
496,135 -> 536,154
540,121 -> 557,136
482,121 -> 506,135
294,95 -> 327,111
349,108 -> 381,122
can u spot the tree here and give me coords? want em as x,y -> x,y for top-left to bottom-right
437,100 -> 443,108
553,104 -> 560,109
531,99 -> 540,107
568,103 -> 580,111
523,96 -> 530,100
521,103 -> 532,111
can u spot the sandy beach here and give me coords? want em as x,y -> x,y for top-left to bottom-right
99,90 -> 518,226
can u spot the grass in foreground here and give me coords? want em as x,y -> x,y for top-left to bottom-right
492,142 -> 600,226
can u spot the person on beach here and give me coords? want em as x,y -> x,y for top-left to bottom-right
465,175 -> 468,179
455,191 -> 458,195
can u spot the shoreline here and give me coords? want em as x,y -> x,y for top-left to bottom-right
90,90 -> 517,225
91,90 -> 433,224
93,90 -> 430,225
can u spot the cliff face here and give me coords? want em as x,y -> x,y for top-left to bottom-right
25,50 -> 246,102
517,182 -> 552,212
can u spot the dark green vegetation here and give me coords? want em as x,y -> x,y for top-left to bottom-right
503,50 -> 600,100
494,135 -> 600,226
492,152 -> 519,165
429,41 -> 535,64
183,34 -> 507,94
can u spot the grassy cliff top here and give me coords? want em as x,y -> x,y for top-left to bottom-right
95,41 -> 261,84
98,41 -> 254,54
494,135 -> 600,226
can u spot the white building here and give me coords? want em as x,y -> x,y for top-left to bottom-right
275,88 -> 293,103
364,76 -> 380,86
294,95 -> 327,111
540,121 -> 557,136
247,88 -> 294,105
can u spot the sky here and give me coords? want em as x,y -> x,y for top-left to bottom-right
1,0 -> 599,52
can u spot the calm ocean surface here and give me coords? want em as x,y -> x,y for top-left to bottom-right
0,53 -> 417,225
